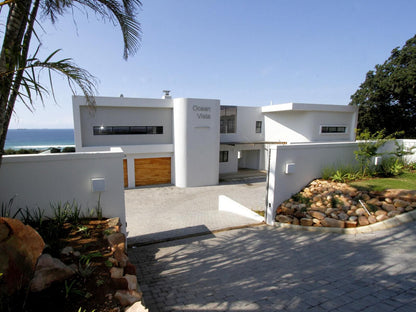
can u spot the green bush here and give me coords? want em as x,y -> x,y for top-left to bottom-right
378,157 -> 405,177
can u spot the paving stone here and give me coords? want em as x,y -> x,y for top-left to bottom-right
130,223 -> 416,311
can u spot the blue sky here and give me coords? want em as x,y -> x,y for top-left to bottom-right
8,0 -> 416,129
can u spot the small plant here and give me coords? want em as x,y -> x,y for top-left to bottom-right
103,228 -> 115,236
77,225 -> 91,238
64,279 -> 83,299
77,259 -> 96,280
78,307 -> 96,312
291,193 -> 311,206
96,278 -> 105,287
378,157 -> 404,176
19,206 -> 45,229
0,196 -> 19,218
104,260 -> 113,268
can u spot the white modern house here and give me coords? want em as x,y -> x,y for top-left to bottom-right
73,92 -> 358,188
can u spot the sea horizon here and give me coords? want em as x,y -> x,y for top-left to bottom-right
5,128 -> 75,150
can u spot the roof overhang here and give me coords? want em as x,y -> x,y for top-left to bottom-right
261,103 -> 357,113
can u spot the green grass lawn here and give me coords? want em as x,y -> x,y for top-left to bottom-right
350,171 -> 416,192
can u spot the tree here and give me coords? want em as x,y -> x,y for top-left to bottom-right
0,0 -> 142,166
350,34 -> 416,138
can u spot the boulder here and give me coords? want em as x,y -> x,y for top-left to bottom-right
0,218 -> 45,295
376,214 -> 389,222
107,233 -> 126,252
124,274 -> 138,291
368,215 -> 377,224
30,254 -> 75,292
110,267 -> 124,279
345,220 -> 357,228
355,208 -> 367,216
375,210 -> 387,216
124,262 -> 137,276
387,211 -> 401,218
338,212 -> 349,221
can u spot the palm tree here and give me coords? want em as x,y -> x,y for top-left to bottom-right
0,0 -> 142,165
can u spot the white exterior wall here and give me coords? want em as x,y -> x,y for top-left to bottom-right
0,150 -> 126,230
173,98 -> 220,187
220,106 -> 264,143
219,144 -> 266,174
266,142 -> 358,224
263,103 -> 358,143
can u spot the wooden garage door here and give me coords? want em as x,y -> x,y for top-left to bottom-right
123,159 -> 128,188
134,157 -> 171,186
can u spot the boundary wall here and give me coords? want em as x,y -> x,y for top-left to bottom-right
266,139 -> 416,224
0,149 -> 126,230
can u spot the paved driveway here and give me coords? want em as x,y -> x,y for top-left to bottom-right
129,222 -> 416,312
125,179 -> 266,245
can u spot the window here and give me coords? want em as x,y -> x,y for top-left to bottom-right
220,106 -> 237,133
256,121 -> 262,133
93,126 -> 163,135
320,126 -> 347,134
219,151 -> 229,163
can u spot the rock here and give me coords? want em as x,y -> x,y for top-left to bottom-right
368,215 -> 377,224
376,214 -> 389,222
338,212 -> 349,221
355,208 -> 367,216
405,206 -> 414,212
110,267 -> 124,279
114,249 -> 129,268
309,210 -> 326,220
60,246 -> 74,256
361,194 -> 371,201
300,218 -> 313,226
358,216 -> 369,226
394,199 -> 410,208
107,217 -> 121,228
388,211 -> 401,218
124,274 -> 138,291
330,213 -> 339,219
292,217 -> 300,225
348,216 -> 358,222
30,254 -> 75,292
107,233 -> 126,252
367,198 -> 382,206
384,197 -> 393,204
0,218 -> 45,295
321,218 -> 345,228
345,220 -> 357,228
411,202 -> 416,208
375,210 -> 387,216
276,215 -> 293,223
73,251 -> 81,257
382,203 -> 395,212
108,257 -> 118,266
115,290 -> 142,307
281,207 -> 294,215
125,301 -> 149,312
124,262 -> 137,276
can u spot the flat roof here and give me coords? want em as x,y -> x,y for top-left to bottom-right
261,102 -> 357,113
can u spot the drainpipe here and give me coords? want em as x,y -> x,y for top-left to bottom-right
265,145 -> 271,223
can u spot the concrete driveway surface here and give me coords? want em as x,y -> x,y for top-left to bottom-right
128,222 -> 416,312
125,179 -> 266,245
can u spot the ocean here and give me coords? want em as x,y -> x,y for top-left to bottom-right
4,129 -> 75,150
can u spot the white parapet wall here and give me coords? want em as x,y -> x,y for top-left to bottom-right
0,149 -> 126,230
266,142 -> 359,224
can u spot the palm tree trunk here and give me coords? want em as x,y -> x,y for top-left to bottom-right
0,0 -> 32,165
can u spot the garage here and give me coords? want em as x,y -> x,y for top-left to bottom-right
134,157 -> 171,186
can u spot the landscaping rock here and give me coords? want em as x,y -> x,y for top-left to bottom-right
338,212 -> 349,221
309,210 -> 326,220
358,216 -> 369,226
125,301 -> 149,312
115,290 -> 143,307
348,216 -> 358,222
124,262 -> 137,276
124,274 -> 138,291
321,217 -> 345,228
276,215 -> 293,223
376,214 -> 389,222
382,203 -> 396,212
292,217 -> 300,225
107,233 -> 126,252
300,218 -> 313,226
110,267 -> 124,279
0,217 -> 45,296
345,220 -> 357,228
355,208 -> 367,216
375,210 -> 387,216
114,248 -> 129,268
388,211 -> 401,218
394,199 -> 410,208
30,254 -> 75,292
60,246 -> 74,256
112,277 -> 129,290
368,215 -> 377,224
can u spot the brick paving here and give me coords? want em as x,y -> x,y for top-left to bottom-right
128,222 -> 416,311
